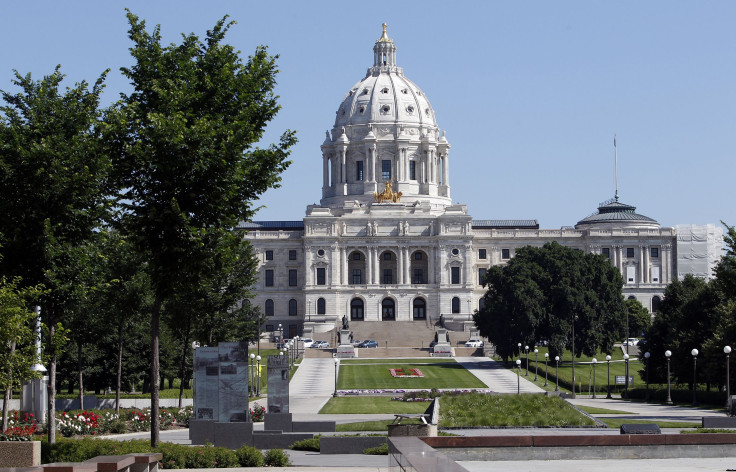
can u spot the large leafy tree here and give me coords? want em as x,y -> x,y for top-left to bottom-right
625,298 -> 652,339
474,242 -> 626,362
0,67 -> 112,443
111,11 -> 295,445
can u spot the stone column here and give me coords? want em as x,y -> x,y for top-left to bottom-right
341,247 -> 348,285
639,245 -> 646,284
305,247 -> 313,287
439,245 -> 447,285
323,155 -> 329,188
428,246 -> 435,284
397,247 -> 404,285
367,246 -> 373,285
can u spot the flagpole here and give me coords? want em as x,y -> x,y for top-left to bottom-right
614,134 -> 618,201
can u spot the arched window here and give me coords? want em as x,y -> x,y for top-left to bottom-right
350,298 -> 364,320
289,299 -> 297,316
265,299 -> 274,317
317,297 -> 326,315
382,298 -> 395,320
652,296 -> 661,313
451,297 -> 460,314
413,298 -> 426,320
478,298 -> 486,311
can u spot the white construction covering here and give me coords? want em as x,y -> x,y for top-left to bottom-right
675,224 -> 723,280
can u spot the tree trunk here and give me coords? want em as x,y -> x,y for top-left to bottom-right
2,342 -> 16,431
47,309 -> 57,445
77,342 -> 84,411
116,318 -> 123,415
178,315 -> 192,409
150,295 -> 162,447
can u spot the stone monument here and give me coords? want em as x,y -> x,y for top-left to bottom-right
265,355 -> 292,431
432,328 -> 453,357
336,329 -> 357,358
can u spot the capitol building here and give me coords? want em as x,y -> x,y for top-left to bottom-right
242,26 -> 722,340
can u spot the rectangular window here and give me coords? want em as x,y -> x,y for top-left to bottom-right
352,252 -> 361,260
382,160 -> 392,181
478,249 -> 487,260
650,247 -> 659,258
627,247 -> 635,258
316,267 -> 326,286
478,268 -> 487,285
602,248 -> 610,259
265,250 -> 273,261
502,248 -> 510,260
413,269 -> 424,284
626,266 -> 636,284
383,269 -> 393,284
265,269 -> 274,287
266,324 -> 274,332
651,266 -> 660,283
451,266 -> 460,284
414,252 -> 422,260
409,160 -> 416,180
356,161 -> 364,181
289,269 -> 297,287
352,269 -> 362,284
289,250 -> 297,260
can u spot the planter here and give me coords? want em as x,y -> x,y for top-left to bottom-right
0,440 -> 41,467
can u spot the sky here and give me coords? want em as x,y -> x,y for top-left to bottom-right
1,1 -> 734,229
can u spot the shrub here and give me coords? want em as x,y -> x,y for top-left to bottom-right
264,448 -> 291,467
363,442 -> 388,455
0,424 -> 36,441
235,445 -> 264,467
249,403 -> 265,422
290,436 -> 320,451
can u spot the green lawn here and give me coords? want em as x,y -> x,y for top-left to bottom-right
577,406 -> 635,415
439,393 -> 597,427
336,419 -> 424,431
599,418 -> 698,429
320,396 -> 429,414
337,360 -> 486,390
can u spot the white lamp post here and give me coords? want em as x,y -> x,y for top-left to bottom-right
534,348 -> 539,381
665,350 -> 672,405
592,358 -> 598,398
554,355 -> 560,392
692,348 -> 699,406
544,353 -> 549,387
725,346 -> 732,413
606,355 -> 612,399
516,359 -> 522,394
333,358 -> 339,397
644,352 -> 651,402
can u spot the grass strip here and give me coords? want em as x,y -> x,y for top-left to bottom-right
320,396 -> 429,414
336,419 -> 423,432
338,361 -> 486,389
599,418 -> 698,428
577,406 -> 636,415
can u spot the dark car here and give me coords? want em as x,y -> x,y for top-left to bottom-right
358,340 -> 378,348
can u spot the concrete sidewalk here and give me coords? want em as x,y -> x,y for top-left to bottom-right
455,356 -> 545,393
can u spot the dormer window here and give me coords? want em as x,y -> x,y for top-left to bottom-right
381,87 -> 389,94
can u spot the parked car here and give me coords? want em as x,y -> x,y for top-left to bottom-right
277,338 -> 292,349
358,340 -> 378,348
301,338 -> 314,348
623,338 -> 640,346
312,340 -> 330,348
465,338 -> 484,348
351,339 -> 362,347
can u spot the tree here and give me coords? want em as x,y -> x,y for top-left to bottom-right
474,242 -> 626,362
625,298 -> 652,339
0,67 -> 112,443
110,11 -> 296,445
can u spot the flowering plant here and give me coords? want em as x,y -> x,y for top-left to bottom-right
249,403 -> 265,422
57,411 -> 100,437
0,424 -> 36,441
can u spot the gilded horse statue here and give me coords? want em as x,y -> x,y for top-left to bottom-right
373,181 -> 402,203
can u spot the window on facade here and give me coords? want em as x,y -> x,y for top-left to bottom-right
352,269 -> 362,284
351,298 -> 364,320
478,268 -> 487,285
413,298 -> 426,319
289,269 -> 297,286
451,266 -> 460,284
414,252 -> 422,260
289,250 -> 297,260
602,247 -> 610,258
478,249 -> 487,260
626,266 -> 636,284
383,269 -> 393,284
382,298 -> 395,320
627,247 -> 635,258
382,160 -> 391,180
266,324 -> 274,332
316,267 -> 326,286
652,296 -> 662,313
479,298 -> 486,311
356,160 -> 364,181
651,247 -> 659,258
651,266 -> 660,283
502,248 -> 510,259
288,299 -> 297,316
265,299 -> 274,316
265,250 -> 273,261
409,161 -> 416,180
265,269 -> 274,287
353,252 -> 361,260
317,297 -> 326,315
383,252 -> 392,260
413,269 -> 424,284
451,297 -> 460,314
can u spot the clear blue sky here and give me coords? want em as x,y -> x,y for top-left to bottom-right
2,1 -> 733,229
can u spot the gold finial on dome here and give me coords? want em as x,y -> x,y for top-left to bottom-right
378,23 -> 393,43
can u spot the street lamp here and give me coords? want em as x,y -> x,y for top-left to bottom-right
726,346 -> 733,414
333,358 -> 339,397
516,359 -> 521,394
554,356 -> 560,392
692,348 -> 699,406
665,350 -> 672,405
518,343 -> 522,359
308,300 -> 312,322
623,354 -> 630,396
256,355 -> 262,396
606,355 -> 612,399
534,349 -> 539,381
571,315 -> 578,398
525,345 -> 529,376
644,352 -> 651,402
544,353 -> 549,387
592,358 -> 598,399
285,346 -> 290,368
249,353 -> 255,396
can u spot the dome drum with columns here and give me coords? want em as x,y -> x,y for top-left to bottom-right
242,25 -> 722,341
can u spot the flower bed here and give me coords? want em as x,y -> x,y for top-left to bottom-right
389,368 -> 424,378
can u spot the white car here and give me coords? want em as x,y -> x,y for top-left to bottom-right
623,338 -> 640,346
465,339 -> 484,348
312,340 -> 330,349
301,338 -> 314,348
